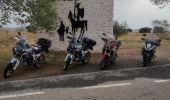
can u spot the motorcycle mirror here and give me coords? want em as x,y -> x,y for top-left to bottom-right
67,36 -> 72,39
102,33 -> 106,36
101,38 -> 105,41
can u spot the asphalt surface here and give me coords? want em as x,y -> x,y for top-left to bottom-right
4,80 -> 170,100
0,64 -> 170,100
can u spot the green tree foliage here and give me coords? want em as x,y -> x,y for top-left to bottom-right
152,20 -> 170,39
153,26 -> 164,33
139,27 -> 152,33
0,0 -> 58,32
152,20 -> 170,33
127,28 -> 132,32
113,21 -> 129,37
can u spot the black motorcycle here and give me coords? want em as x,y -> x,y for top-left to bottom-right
4,38 -> 51,78
141,38 -> 161,67
63,36 -> 96,71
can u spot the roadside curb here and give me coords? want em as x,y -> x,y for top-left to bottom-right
0,64 -> 170,93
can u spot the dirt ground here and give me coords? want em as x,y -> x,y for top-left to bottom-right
0,32 -> 170,82
1,45 -> 170,82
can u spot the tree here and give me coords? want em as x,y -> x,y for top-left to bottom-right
127,28 -> 132,32
152,20 -> 170,33
113,21 -> 129,37
139,27 -> 152,33
0,0 -> 58,32
153,26 -> 164,33
150,0 -> 170,8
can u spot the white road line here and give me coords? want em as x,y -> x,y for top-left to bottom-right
154,80 -> 169,83
0,91 -> 45,99
80,83 -> 132,90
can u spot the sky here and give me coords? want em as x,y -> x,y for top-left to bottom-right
5,19 -> 21,28
114,0 -> 170,29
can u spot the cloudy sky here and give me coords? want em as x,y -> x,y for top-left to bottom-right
114,0 -> 170,29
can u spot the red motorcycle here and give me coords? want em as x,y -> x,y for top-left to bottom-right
100,33 -> 121,70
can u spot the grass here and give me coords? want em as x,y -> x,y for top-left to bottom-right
0,29 -> 37,49
156,33 -> 170,45
119,32 -> 170,48
119,32 -> 144,48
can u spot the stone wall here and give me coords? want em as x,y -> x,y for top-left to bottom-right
37,0 -> 113,52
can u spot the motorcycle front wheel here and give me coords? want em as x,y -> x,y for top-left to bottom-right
63,62 -> 70,71
143,55 -> 149,67
100,60 -> 106,70
112,53 -> 117,65
4,63 -> 14,78
63,56 -> 72,71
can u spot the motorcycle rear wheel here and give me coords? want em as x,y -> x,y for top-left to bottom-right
4,63 -> 14,78
33,54 -> 46,68
82,52 -> 91,64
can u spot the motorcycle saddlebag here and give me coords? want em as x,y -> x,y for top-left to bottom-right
82,37 -> 96,47
37,38 -> 52,49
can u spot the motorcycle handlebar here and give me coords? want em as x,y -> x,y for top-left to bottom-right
101,38 -> 107,41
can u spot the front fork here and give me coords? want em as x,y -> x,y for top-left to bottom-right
65,54 -> 74,64
10,58 -> 20,71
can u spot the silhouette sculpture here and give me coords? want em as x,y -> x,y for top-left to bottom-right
68,2 -> 88,41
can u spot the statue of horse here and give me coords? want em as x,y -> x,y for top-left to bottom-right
68,10 -> 88,35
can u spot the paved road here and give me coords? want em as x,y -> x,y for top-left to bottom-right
0,64 -> 170,100
2,80 -> 170,100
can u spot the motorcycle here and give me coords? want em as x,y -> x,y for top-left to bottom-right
4,37 -> 51,78
100,33 -> 121,70
141,38 -> 161,67
63,36 -> 96,71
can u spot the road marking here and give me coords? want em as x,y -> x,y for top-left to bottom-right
154,80 -> 169,83
80,83 -> 132,90
0,91 -> 45,99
